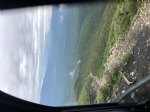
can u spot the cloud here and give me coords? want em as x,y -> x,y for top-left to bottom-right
0,7 -> 52,103
69,69 -> 75,79
43,6 -> 52,48
59,15 -> 63,23
59,4 -> 66,13
69,60 -> 81,79
58,4 -> 66,23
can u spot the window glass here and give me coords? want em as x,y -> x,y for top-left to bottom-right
0,0 -> 149,106
119,80 -> 150,104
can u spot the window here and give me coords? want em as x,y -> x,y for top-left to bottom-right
0,0 -> 149,106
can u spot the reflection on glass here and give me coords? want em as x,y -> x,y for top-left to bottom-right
119,80 -> 150,104
0,0 -> 149,106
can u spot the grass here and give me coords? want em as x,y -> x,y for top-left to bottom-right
94,52 -> 133,103
77,75 -> 95,104
74,0 -> 145,104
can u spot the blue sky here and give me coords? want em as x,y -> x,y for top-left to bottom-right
40,5 -> 79,106
40,6 -> 72,106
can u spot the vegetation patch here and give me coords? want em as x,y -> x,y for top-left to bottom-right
75,0 -> 145,104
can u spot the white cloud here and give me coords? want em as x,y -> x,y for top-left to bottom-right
0,7 -> 52,103
69,60 -> 81,79
59,15 -> 63,23
59,4 -> 66,13
69,69 -> 75,79
58,4 -> 66,23
43,6 -> 52,48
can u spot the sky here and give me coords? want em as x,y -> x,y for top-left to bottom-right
0,6 -> 52,103
0,4 -> 79,106
40,5 -> 79,106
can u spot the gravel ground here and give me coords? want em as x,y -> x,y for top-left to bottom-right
117,27 -> 150,97
116,1 -> 150,98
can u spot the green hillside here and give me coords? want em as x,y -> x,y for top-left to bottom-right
74,0 -> 145,104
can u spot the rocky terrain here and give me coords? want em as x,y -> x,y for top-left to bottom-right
105,1 -> 150,100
